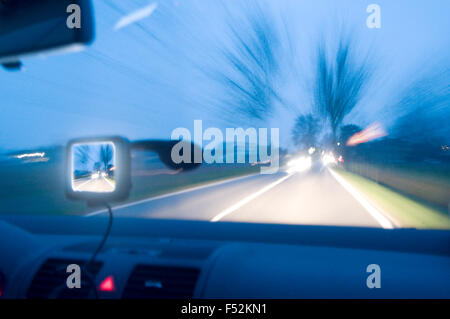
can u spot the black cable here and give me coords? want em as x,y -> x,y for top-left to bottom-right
87,203 -> 113,267
83,202 -> 114,299
48,266 -> 99,299
47,203 -> 113,299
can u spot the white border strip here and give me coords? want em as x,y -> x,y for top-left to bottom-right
85,172 -> 259,217
102,176 -> 115,188
73,178 -> 93,191
114,3 -> 158,30
328,169 -> 394,229
210,173 -> 294,222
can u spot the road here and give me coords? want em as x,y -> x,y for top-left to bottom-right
73,176 -> 115,192
88,167 -> 395,228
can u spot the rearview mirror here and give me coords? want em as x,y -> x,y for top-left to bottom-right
0,0 -> 94,68
65,137 -> 202,204
65,137 -> 131,204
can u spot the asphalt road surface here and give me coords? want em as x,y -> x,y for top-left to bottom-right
88,167 -> 395,228
73,176 -> 115,192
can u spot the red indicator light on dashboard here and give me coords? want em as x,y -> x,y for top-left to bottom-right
99,276 -> 115,292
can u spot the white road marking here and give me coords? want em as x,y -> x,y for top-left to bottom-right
85,172 -> 259,217
210,173 -> 294,222
73,178 -> 93,191
102,176 -> 115,189
114,3 -> 158,30
328,168 -> 395,229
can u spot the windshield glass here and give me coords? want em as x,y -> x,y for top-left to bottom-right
0,0 -> 449,229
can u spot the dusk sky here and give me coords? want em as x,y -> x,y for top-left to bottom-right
1,0 -> 449,151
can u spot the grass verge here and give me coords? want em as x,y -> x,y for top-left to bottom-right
333,168 -> 450,229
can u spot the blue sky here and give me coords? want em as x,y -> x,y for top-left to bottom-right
0,0 -> 449,151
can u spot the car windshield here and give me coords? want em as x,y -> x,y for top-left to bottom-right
0,0 -> 449,229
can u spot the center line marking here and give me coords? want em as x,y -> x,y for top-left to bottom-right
85,173 -> 260,217
210,173 -> 294,222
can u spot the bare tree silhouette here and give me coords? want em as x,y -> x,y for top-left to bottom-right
291,114 -> 320,149
313,35 -> 373,145
99,144 -> 113,171
74,145 -> 93,171
208,4 -> 283,122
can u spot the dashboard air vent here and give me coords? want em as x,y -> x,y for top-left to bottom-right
122,265 -> 200,298
27,258 -> 102,299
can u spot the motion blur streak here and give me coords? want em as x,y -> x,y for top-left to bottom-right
346,122 -> 387,146
13,152 -> 45,159
114,2 -> 158,30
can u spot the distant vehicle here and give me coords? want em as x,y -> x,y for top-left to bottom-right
91,171 -> 100,179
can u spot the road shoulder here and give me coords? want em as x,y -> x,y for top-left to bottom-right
332,168 -> 450,229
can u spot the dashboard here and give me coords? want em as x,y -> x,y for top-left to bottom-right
0,215 -> 449,299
